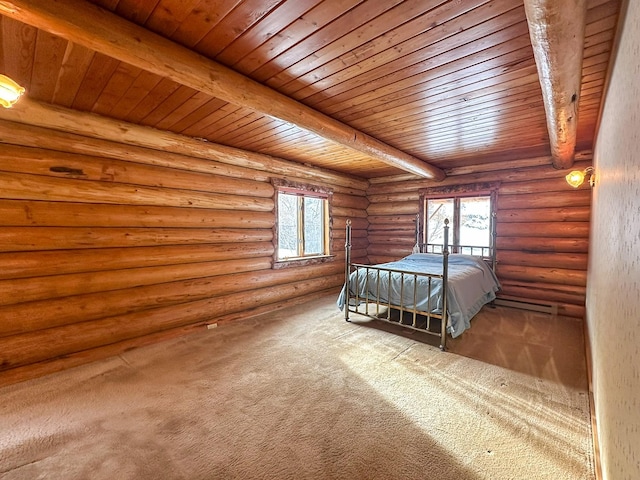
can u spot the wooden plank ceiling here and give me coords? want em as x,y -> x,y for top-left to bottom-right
0,0 -> 622,178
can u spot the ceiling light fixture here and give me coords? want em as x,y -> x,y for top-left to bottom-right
0,74 -> 25,108
565,166 -> 595,188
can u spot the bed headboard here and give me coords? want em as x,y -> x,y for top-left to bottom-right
415,214 -> 497,272
418,242 -> 495,266
418,243 -> 493,257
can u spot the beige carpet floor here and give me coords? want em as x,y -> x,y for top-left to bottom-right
0,295 -> 594,479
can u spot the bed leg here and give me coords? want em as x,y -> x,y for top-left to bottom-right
343,289 -> 351,322
344,219 -> 352,323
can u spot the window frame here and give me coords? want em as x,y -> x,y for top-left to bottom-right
272,179 -> 333,268
419,184 -> 498,255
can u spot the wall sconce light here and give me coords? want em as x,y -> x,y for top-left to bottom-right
565,166 -> 595,188
0,74 -> 25,108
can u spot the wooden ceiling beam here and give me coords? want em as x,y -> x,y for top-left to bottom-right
0,0 -> 445,180
524,0 -> 587,169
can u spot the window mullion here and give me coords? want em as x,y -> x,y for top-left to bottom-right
323,200 -> 329,255
297,196 -> 305,257
453,198 -> 461,252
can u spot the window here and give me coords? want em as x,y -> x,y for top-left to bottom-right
274,182 -> 331,263
422,192 -> 495,255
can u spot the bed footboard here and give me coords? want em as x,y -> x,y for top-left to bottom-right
343,220 -> 450,350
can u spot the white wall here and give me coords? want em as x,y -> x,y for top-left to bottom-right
588,1 -> 640,478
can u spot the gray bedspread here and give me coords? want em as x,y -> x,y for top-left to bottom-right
337,253 -> 500,338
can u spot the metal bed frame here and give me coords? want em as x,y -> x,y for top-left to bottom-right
342,216 -> 496,351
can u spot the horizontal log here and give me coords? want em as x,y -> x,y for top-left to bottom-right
367,202 -> 417,216
0,119 -> 274,182
0,272 -> 345,371
497,206 -> 590,223
498,280 -> 585,296
411,180 -> 502,197
332,236 -> 368,250
496,237 -> 589,252
331,206 -> 367,219
334,255 -> 368,268
0,199 -> 273,229
0,172 -> 274,211
333,224 -> 366,236
366,191 -> 420,204
368,235 -> 415,246
498,190 -> 592,209
368,224 -> 415,233
497,251 -> 588,270
367,255 -> 398,264
345,253 -> 369,265
366,161 -> 594,195
332,227 -> 367,240
308,182 -> 366,197
366,177 -> 433,192
368,215 -> 417,225
496,264 -> 586,286
498,177 -> 581,194
0,227 -> 272,251
559,303 -> 584,318
0,143 -> 275,197
498,283 -> 585,306
0,262 -> 344,337
367,245 -> 416,259
442,151 -> 591,177
496,222 -> 590,238
0,243 -> 274,280
339,238 -> 369,253
332,192 -> 369,210
332,217 -> 368,230
0,257 -> 273,306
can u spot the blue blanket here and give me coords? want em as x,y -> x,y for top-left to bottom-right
338,253 -> 500,337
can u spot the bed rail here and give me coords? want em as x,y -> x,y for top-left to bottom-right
343,219 -> 450,350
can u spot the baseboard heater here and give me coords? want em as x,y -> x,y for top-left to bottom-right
494,296 -> 559,316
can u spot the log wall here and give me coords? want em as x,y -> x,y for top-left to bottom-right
367,160 -> 592,319
0,119 -> 369,386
